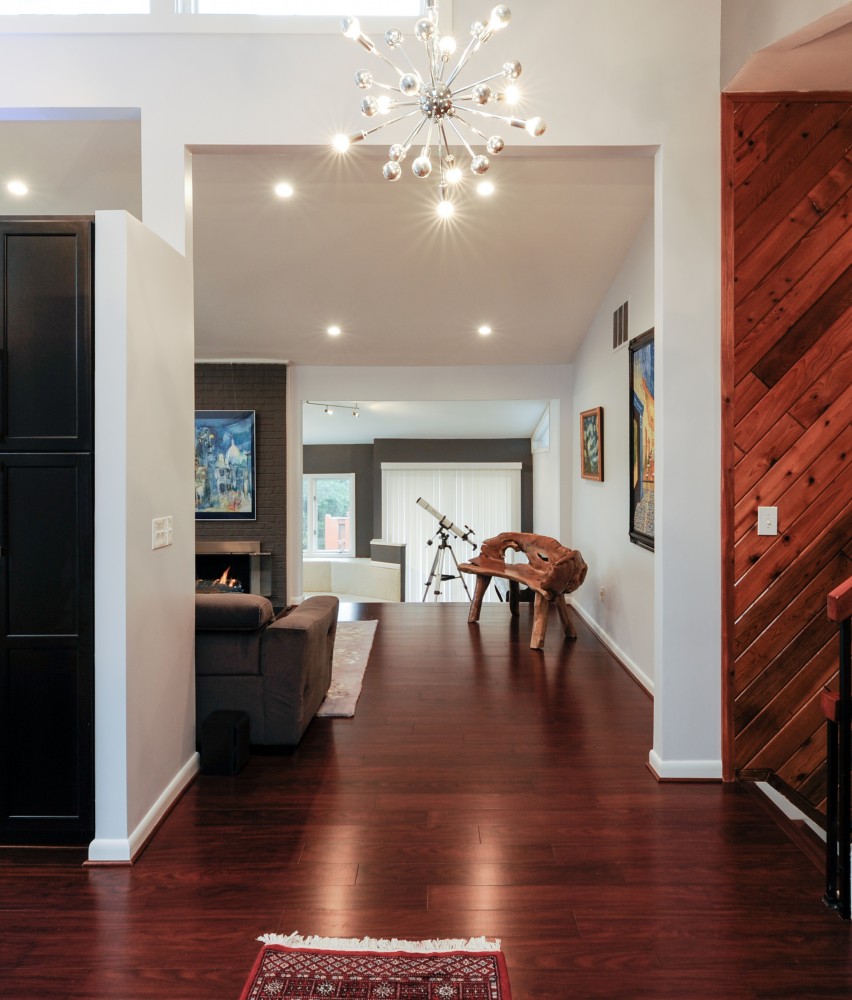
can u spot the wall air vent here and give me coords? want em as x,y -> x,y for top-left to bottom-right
613,301 -> 629,350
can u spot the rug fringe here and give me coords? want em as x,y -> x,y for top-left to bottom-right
257,932 -> 501,953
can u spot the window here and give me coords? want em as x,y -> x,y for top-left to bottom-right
0,1 -> 147,10
303,474 -> 355,558
192,1 -> 418,13
382,463 -> 522,603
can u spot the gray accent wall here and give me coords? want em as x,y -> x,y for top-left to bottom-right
303,444 -> 374,558
305,438 -> 533,554
195,363 -> 288,606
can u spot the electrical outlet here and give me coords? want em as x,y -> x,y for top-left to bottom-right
152,515 -> 173,549
757,506 -> 778,536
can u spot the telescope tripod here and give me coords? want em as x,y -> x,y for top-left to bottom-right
422,527 -> 472,602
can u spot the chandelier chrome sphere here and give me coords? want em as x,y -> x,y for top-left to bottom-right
333,0 -> 546,217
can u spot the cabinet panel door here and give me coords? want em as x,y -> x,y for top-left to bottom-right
0,454 -> 94,843
0,219 -> 93,451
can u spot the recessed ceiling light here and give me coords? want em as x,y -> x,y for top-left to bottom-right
274,182 -> 294,198
327,325 -> 341,337
7,180 -> 28,196
478,325 -> 492,336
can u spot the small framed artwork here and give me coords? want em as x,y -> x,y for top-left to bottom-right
195,409 -> 256,519
629,329 -> 655,550
580,407 -> 604,481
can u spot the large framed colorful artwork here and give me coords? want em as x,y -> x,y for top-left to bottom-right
629,330 -> 655,550
195,410 -> 256,519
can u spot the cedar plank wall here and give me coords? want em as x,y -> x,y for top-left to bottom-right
722,95 -> 852,818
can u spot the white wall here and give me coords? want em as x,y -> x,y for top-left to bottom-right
6,0 -> 844,790
91,211 -> 196,862
289,365 -> 573,604
571,210 -> 655,692
532,401 -> 562,541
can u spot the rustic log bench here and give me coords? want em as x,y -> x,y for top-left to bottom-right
459,532 -> 588,650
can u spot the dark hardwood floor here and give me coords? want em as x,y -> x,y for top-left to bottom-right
2,602 -> 851,999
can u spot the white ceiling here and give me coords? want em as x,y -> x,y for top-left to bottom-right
302,397 -> 550,445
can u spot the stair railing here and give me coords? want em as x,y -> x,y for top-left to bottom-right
824,575 -> 852,919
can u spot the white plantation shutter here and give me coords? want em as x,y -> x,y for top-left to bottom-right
382,463 -> 521,603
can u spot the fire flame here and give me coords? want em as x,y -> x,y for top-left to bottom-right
216,567 -> 238,588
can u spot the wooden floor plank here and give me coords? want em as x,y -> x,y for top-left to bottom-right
0,602 -> 849,1000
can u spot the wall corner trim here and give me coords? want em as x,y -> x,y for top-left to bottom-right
648,750 -> 723,781
87,752 -> 200,864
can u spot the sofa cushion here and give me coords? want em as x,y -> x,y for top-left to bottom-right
195,593 -> 274,631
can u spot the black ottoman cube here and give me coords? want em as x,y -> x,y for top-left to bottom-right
201,709 -> 250,775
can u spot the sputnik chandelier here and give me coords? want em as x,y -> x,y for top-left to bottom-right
333,0 -> 546,217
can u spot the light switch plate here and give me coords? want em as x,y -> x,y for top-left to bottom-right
152,515 -> 174,549
757,506 -> 778,536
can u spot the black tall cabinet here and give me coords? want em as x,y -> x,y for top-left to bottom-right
0,218 -> 95,845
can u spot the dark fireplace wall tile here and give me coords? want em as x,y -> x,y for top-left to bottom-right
195,363 -> 287,606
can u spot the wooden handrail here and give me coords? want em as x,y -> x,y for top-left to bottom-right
828,575 -> 852,624
824,573 -> 852,919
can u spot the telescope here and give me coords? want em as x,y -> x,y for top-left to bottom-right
416,497 -> 477,548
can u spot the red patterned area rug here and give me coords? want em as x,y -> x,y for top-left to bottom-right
240,933 -> 513,999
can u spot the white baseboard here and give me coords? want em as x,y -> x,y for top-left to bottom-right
756,781 -> 826,841
648,749 -> 723,780
88,752 -> 200,863
569,599 -> 654,694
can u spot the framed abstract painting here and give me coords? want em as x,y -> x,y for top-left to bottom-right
579,406 -> 604,481
194,409 -> 256,519
629,330 -> 655,550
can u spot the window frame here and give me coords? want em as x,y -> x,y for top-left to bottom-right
0,0 -> 447,34
303,472 -> 356,559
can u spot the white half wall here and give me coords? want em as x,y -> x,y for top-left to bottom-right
571,210 -> 655,693
91,211 -> 196,862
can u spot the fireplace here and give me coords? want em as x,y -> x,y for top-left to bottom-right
195,540 -> 272,596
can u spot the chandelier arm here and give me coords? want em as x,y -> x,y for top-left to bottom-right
449,112 -> 489,143
451,70 -> 505,94
368,45 -> 410,80
438,120 -> 454,163
445,115 -> 477,159
454,106 -> 519,126
361,108 -> 422,140
395,115 -> 429,156
445,35 -> 484,88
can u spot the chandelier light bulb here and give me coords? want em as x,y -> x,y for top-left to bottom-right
437,199 -> 454,219
337,2 -> 545,208
383,161 -> 402,181
399,72 -> 420,95
489,5 -> 512,30
341,16 -> 360,39
477,181 -> 495,196
415,17 -> 435,42
360,96 -> 379,117
332,133 -> 351,152
503,84 -> 520,104
470,154 -> 489,175
412,154 -> 432,178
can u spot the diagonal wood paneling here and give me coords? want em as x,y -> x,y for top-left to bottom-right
723,95 -> 852,814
